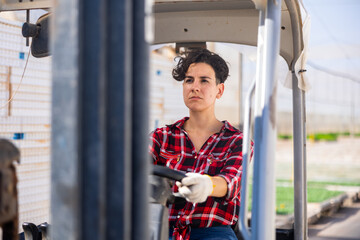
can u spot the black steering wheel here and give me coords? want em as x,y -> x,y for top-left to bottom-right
151,165 -> 187,205
152,165 -> 186,181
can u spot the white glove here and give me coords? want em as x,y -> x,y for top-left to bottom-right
176,172 -> 213,203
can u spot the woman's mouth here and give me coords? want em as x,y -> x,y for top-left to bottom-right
190,96 -> 201,100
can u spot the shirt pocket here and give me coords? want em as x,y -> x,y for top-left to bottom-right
159,149 -> 182,170
205,152 -> 228,176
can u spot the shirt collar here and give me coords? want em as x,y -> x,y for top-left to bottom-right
166,117 -> 189,130
168,117 -> 239,133
221,120 -> 239,133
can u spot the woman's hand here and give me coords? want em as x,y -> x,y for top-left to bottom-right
176,173 -> 228,203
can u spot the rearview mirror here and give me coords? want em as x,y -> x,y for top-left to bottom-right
22,12 -> 50,58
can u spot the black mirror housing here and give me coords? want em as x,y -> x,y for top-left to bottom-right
22,13 -> 50,58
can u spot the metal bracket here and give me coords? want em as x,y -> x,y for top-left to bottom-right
175,42 -> 207,54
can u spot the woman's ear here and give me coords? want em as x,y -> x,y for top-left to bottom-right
216,83 -> 225,99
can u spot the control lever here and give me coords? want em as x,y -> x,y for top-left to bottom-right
22,222 -> 41,240
39,222 -> 50,240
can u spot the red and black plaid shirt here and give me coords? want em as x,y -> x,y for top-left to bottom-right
149,117 -> 244,239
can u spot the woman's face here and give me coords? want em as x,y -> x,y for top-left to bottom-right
182,62 -> 224,113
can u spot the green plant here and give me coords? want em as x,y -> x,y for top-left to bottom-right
307,133 -> 338,141
278,134 -> 292,140
306,131 -> 360,141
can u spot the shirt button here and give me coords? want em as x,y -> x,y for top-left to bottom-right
194,156 -> 197,159
207,142 -> 211,145
177,215 -> 180,218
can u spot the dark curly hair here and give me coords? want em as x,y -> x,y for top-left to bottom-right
172,48 -> 229,84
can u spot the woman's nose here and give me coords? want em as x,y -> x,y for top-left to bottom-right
191,80 -> 200,91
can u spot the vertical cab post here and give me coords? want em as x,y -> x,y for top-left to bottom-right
252,0 -> 282,240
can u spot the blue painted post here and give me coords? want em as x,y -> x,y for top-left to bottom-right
252,0 -> 282,240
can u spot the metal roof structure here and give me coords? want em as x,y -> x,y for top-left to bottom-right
0,0 -> 52,11
0,0 -> 307,71
153,0 -> 305,69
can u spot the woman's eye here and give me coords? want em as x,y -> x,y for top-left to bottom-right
185,79 -> 193,83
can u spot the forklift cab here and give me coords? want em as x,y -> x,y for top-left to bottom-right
0,0 -> 309,240
151,1 -> 309,240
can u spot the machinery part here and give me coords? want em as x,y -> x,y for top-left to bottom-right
22,222 -> 41,240
0,139 -> 20,240
39,222 -> 50,240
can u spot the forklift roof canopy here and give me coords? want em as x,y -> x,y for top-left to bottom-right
153,0 -> 306,69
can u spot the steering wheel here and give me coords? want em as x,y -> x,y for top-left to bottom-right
151,165 -> 187,205
152,165 -> 186,182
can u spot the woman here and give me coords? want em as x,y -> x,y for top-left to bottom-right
149,48 -> 243,240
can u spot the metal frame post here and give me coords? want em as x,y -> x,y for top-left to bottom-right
104,0 -> 133,239
302,91 -> 308,239
131,0 -> 150,239
252,0 -> 282,239
52,0 -> 149,239
284,0 -> 309,239
251,9 -> 265,239
78,0 -> 106,239
239,53 -> 243,129
51,0 -> 82,238
292,77 -> 308,240
239,78 -> 255,240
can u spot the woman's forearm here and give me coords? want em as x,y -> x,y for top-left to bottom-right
210,176 -> 228,197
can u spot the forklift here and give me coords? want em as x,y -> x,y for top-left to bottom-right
0,0 -> 309,239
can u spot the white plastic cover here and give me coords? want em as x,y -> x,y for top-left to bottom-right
252,0 -> 267,10
283,1 -> 311,91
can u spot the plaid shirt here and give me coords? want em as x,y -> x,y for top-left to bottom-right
149,117 -> 244,239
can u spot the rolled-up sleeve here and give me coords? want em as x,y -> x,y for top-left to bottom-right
217,136 -> 243,202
